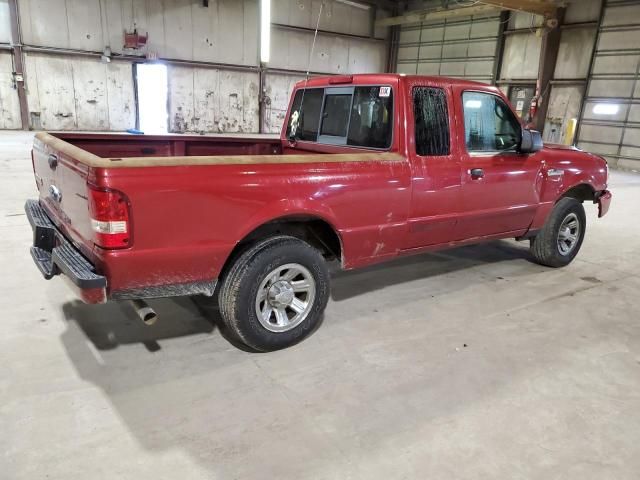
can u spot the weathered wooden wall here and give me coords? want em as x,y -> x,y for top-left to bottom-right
167,66 -> 259,133
0,0 -> 389,132
263,72 -> 304,133
23,52 -> 135,130
0,51 -> 21,129
17,0 -> 259,65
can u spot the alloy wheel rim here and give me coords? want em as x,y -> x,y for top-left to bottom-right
255,263 -> 316,333
557,212 -> 580,256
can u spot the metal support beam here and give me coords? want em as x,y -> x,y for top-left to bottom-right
8,0 -> 29,130
271,23 -> 385,43
574,0 -> 606,147
385,3 -> 401,73
492,10 -> 510,84
369,4 -> 377,39
386,24 -> 400,73
375,4 -> 500,27
22,44 -> 262,72
479,0 -> 564,17
534,7 -> 565,132
258,65 -> 266,134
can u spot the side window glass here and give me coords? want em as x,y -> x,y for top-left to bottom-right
347,86 -> 393,149
413,87 -> 450,156
286,88 -> 324,142
463,92 -> 521,152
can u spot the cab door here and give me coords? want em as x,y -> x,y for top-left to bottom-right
404,84 -> 462,249
454,89 -> 543,240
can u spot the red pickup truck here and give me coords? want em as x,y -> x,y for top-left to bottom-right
27,73 -> 611,351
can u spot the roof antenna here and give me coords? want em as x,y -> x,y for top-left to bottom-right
291,1 -> 324,142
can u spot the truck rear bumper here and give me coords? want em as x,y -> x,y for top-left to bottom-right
25,199 -> 107,304
596,189 -> 612,218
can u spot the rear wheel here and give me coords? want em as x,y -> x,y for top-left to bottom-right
530,197 -> 586,267
218,236 -> 330,351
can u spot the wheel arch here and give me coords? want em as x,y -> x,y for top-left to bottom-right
558,183 -> 596,203
220,214 -> 344,279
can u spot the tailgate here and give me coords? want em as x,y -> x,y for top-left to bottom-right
32,133 -> 96,258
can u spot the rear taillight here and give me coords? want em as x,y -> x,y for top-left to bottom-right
88,185 -> 131,249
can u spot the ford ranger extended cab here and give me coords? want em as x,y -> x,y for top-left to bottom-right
26,73 -> 611,351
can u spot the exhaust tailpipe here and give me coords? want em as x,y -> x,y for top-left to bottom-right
130,299 -> 158,326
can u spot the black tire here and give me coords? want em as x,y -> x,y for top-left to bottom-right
218,235 -> 330,352
530,197 -> 586,268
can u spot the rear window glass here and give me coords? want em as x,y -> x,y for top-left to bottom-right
286,88 -> 323,142
321,94 -> 351,137
286,85 -> 393,149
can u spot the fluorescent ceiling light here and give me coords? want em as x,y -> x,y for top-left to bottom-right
260,0 -> 270,63
593,103 -> 619,115
335,0 -> 371,10
465,99 -> 483,109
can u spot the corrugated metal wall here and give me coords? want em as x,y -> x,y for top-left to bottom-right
499,13 -> 542,83
396,13 -> 502,83
393,2 -> 604,154
0,0 -> 388,133
577,0 -> 640,170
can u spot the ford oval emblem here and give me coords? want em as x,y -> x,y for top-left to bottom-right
49,184 -> 62,202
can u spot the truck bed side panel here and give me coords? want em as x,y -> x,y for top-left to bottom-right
94,158 -> 412,295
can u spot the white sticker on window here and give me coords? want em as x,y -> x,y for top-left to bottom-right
379,86 -> 391,97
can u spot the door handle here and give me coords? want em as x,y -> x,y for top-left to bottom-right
469,168 -> 484,179
48,154 -> 58,169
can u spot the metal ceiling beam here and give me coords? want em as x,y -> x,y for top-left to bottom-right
478,0 -> 565,17
335,0 -> 398,11
375,4 -> 500,27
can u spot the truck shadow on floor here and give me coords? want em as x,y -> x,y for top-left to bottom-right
62,296 -> 216,352
61,239 -> 540,352
330,239 -> 541,301
56,238 -> 570,477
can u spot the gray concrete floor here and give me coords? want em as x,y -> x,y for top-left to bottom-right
2,130 -> 639,479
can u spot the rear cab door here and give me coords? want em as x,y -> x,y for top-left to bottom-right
452,86 -> 543,240
404,80 -> 462,249
280,76 -> 413,265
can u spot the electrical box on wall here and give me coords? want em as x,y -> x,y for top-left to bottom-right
508,85 -> 536,123
124,28 -> 148,50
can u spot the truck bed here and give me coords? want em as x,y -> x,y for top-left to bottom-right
31,131 -> 407,300
46,131 -> 283,158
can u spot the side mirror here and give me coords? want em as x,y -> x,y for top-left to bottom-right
520,129 -> 543,153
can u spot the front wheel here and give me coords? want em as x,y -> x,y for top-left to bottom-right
218,236 -> 330,352
530,197 -> 586,267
